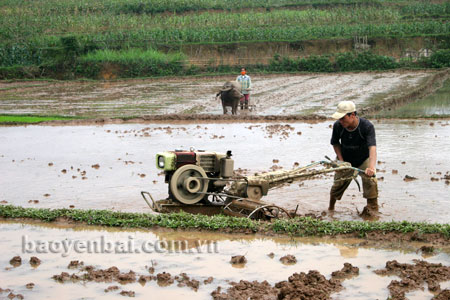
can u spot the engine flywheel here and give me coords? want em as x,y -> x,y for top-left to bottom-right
169,164 -> 208,204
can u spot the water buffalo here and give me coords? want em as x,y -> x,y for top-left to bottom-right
216,81 -> 243,115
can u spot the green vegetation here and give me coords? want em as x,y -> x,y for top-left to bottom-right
1,205 -> 449,238
0,114 -> 80,124
78,49 -> 186,78
0,0 -> 448,79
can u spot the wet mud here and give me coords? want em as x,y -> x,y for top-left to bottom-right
0,71 -> 441,118
212,263 -> 359,300
375,260 -> 450,299
0,222 -> 449,299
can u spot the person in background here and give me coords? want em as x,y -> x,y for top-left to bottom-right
236,67 -> 251,110
328,100 -> 378,211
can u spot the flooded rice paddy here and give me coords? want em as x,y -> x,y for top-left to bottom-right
1,220 -> 449,299
1,71 -> 449,299
0,120 -> 449,223
0,71 -> 438,117
383,78 -> 450,118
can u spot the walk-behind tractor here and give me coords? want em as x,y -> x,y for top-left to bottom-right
141,149 -> 365,220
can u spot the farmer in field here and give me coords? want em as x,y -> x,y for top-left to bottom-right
236,67 -> 251,110
328,101 -> 378,211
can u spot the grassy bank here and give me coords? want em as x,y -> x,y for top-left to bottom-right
2,49 -> 448,80
1,205 -> 449,238
0,114 -> 81,124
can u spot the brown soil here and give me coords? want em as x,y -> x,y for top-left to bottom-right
104,285 -> 119,293
212,263 -> 359,300
433,289 -> 450,300
9,256 -> 21,267
375,260 -> 450,300
175,273 -> 200,291
25,283 -> 35,289
156,272 -> 175,287
119,290 -> 135,297
230,255 -> 247,265
0,288 -> 24,300
29,256 -> 41,267
53,265 -> 136,283
279,255 -> 297,265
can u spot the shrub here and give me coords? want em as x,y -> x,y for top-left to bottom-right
298,55 -> 333,72
428,49 -> 450,68
78,48 -> 186,78
336,51 -> 398,71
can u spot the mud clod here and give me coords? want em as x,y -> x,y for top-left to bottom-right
68,260 -> 84,269
204,277 -> 214,285
230,255 -> 247,265
25,283 -> 35,289
138,275 -> 154,285
156,272 -> 174,286
9,256 -> 21,267
212,280 -> 278,300
267,252 -> 275,259
433,289 -> 450,300
212,263 -> 359,300
175,273 -> 200,291
104,285 -> 119,292
6,292 -> 24,299
53,272 -> 71,282
420,245 -> 435,254
280,255 -> 297,265
404,175 -> 418,181
91,164 -> 100,169
119,290 -> 135,297
30,256 -> 41,267
331,263 -> 359,279
374,260 -> 450,299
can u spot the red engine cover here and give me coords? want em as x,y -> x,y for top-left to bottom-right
174,151 -> 196,168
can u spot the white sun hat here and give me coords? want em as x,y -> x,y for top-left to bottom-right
331,101 -> 356,119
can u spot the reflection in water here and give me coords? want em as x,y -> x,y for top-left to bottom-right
0,222 -> 449,300
383,78 -> 450,117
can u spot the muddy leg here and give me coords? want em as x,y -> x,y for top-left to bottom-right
328,196 -> 337,211
366,198 -> 378,210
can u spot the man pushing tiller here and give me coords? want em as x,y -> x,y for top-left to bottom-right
328,101 -> 378,211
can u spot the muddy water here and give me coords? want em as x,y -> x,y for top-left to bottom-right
383,78 -> 450,118
0,221 -> 448,299
0,71 -> 433,117
1,119 -> 449,222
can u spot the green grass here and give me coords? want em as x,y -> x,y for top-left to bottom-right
0,114 -> 80,124
1,1 -> 449,67
0,205 -> 449,238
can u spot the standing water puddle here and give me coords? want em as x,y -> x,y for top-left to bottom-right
0,221 -> 449,299
1,120 -> 449,222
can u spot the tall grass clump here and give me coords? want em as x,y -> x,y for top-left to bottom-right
78,48 -> 186,78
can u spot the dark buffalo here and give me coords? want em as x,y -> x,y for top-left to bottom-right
216,81 -> 243,115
